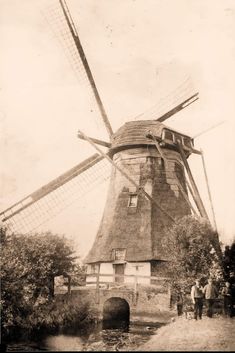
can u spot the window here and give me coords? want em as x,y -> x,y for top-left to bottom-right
112,248 -> 126,261
183,137 -> 192,148
89,264 -> 100,274
162,129 -> 174,141
174,133 -> 183,144
128,194 -> 138,207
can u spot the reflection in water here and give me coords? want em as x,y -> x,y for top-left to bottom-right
102,319 -> 129,330
45,335 -> 85,351
6,320 -> 164,352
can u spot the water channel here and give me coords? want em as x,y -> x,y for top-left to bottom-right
5,320 -> 164,351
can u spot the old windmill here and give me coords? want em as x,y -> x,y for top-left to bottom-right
1,0 -> 217,283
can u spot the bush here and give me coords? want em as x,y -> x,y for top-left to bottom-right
27,299 -> 93,332
0,227 -> 86,336
163,215 -> 223,293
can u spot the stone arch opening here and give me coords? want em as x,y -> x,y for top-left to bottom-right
103,297 -> 130,329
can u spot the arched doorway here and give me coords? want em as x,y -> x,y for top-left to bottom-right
103,297 -> 130,329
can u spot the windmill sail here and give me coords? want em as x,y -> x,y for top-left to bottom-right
156,92 -> 198,123
133,77 -> 198,123
0,1 -> 117,235
1,154 -> 111,234
44,0 -> 113,138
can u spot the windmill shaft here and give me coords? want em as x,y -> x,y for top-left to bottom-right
59,0 -> 113,138
177,142 -> 209,220
156,93 -> 199,122
1,153 -> 103,222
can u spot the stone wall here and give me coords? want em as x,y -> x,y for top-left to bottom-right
55,283 -> 174,324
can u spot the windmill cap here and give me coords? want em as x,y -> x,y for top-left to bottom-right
110,120 -> 193,156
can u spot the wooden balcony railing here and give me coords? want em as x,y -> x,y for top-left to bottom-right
85,273 -> 170,304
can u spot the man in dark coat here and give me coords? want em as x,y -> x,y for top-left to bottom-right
221,281 -> 233,317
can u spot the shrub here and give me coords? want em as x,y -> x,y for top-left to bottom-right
163,215 -> 223,294
0,227 -> 86,336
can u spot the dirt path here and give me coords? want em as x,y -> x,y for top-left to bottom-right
137,316 -> 235,351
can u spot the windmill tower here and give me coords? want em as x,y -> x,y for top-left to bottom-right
1,1 -> 218,286
82,117 -> 209,284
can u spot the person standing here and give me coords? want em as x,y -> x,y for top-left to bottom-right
221,282 -> 233,317
191,279 -> 204,320
203,278 -> 218,318
176,290 -> 183,316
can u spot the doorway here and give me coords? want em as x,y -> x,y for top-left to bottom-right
103,297 -> 130,328
113,264 -> 125,283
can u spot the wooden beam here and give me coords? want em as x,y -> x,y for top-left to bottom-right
148,131 -> 199,218
95,267 -> 100,304
78,129 -> 176,223
147,131 -> 168,166
86,273 -> 169,280
133,275 -> 138,306
200,149 -> 218,231
185,178 -> 203,216
177,142 -> 209,221
190,148 -> 202,155
175,179 -> 199,218
77,132 -> 111,148
156,93 -> 199,123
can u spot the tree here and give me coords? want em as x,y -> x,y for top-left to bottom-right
222,236 -> 235,284
0,227 -> 83,333
163,215 -> 223,294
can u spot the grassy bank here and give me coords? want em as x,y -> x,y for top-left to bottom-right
138,315 -> 235,351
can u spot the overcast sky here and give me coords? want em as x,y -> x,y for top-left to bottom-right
1,0 -> 235,258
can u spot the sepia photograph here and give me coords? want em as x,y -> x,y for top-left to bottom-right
1,0 -> 235,351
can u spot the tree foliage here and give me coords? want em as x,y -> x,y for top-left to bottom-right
0,227 -> 84,334
222,237 -> 235,284
163,215 -> 223,293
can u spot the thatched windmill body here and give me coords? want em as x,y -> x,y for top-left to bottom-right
1,0 -> 215,284
81,110 -> 212,283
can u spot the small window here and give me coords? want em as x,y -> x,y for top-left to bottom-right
162,129 -> 174,141
89,264 -> 100,274
183,137 -> 192,148
112,248 -> 126,261
174,133 -> 183,145
128,194 -> 138,207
